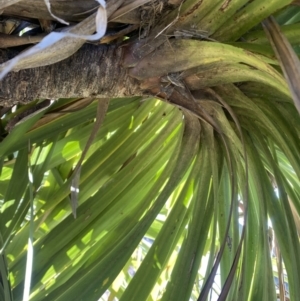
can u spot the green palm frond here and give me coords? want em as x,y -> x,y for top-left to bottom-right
0,1 -> 300,301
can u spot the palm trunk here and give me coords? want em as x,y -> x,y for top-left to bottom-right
0,44 -> 142,106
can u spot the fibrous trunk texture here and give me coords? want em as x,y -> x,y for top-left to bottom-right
0,44 -> 142,106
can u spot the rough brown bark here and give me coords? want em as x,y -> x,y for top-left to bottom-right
0,43 -> 143,106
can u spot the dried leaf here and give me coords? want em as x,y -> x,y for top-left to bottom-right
70,98 -> 110,218
0,0 -> 21,10
43,0 -> 69,25
70,167 -> 81,218
262,16 -> 300,114
0,33 -> 46,48
110,0 -> 152,21
0,0 -> 107,79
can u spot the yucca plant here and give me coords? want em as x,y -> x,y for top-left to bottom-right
0,0 -> 300,300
